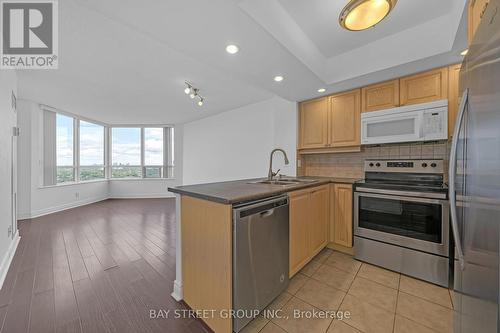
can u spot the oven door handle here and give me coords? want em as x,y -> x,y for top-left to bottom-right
449,88 -> 468,271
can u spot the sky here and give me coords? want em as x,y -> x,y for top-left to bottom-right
56,115 -> 167,167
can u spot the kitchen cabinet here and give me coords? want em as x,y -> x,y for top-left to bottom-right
328,89 -> 361,147
299,97 -> 328,149
400,68 -> 448,106
309,185 -> 329,255
289,189 -> 311,276
468,0 -> 490,45
330,184 -> 353,248
182,196 -> 232,333
299,90 -> 360,151
289,184 -> 329,276
361,79 -> 400,112
448,63 -> 462,139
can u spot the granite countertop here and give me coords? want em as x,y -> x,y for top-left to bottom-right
168,176 -> 361,205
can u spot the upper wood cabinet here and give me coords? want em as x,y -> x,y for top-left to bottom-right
468,0 -> 490,45
328,89 -> 361,148
400,68 -> 448,106
448,64 -> 462,139
330,184 -> 353,248
361,80 -> 399,112
299,97 -> 328,149
289,185 -> 329,277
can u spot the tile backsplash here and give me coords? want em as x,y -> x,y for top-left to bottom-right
303,141 -> 450,179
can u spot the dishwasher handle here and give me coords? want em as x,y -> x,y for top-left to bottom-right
234,195 -> 288,219
260,209 -> 275,218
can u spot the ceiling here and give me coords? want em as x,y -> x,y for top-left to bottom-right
17,0 -> 468,125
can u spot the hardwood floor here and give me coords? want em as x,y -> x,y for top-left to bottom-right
0,198 -> 209,333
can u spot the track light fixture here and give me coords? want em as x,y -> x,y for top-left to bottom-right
184,81 -> 205,107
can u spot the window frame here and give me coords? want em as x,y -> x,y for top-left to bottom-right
40,105 -> 175,187
78,119 -> 106,182
110,126 -> 172,180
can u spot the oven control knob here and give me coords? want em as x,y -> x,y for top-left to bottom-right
422,163 -> 428,168
375,163 -> 381,167
431,163 -> 437,168
369,163 -> 374,167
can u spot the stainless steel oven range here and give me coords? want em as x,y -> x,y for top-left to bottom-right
354,159 -> 450,287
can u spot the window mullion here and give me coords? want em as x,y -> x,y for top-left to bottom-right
105,126 -> 110,179
163,127 -> 168,179
75,118 -> 80,182
141,127 -> 145,178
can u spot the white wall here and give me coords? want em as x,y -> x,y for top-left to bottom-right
0,70 -> 18,288
17,100 -> 183,219
182,97 -> 297,185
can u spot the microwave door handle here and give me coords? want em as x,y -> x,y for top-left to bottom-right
449,88 -> 468,271
417,113 -> 424,139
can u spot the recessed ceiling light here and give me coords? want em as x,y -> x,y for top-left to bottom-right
226,44 -> 239,54
339,0 -> 398,31
318,88 -> 326,93
461,49 -> 469,56
274,75 -> 284,82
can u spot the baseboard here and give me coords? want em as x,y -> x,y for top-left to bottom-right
327,242 -> 354,255
19,194 -> 175,219
108,193 -> 175,199
0,232 -> 20,290
26,196 -> 109,219
171,279 -> 183,301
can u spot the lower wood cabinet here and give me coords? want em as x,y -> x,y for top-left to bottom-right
289,185 -> 329,276
329,184 -> 353,248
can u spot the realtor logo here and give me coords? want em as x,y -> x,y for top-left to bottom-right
1,0 -> 58,69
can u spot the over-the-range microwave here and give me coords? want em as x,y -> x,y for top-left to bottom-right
361,99 -> 448,145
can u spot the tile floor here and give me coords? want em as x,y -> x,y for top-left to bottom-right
242,248 -> 454,333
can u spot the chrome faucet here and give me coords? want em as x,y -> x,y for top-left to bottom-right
268,148 -> 290,181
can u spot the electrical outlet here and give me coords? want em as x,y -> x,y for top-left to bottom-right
7,225 -> 12,237
75,192 -> 80,199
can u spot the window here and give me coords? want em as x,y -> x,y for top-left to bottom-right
56,114 -> 75,183
144,128 -> 164,178
111,128 -> 142,178
42,107 -> 175,185
79,121 -> 105,181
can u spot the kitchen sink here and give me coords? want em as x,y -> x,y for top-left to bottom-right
248,178 -> 320,186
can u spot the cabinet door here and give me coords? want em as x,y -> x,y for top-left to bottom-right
361,80 -> 400,112
299,97 -> 329,149
468,0 -> 490,44
448,64 -> 462,140
400,68 -> 448,106
328,89 -> 361,147
289,189 -> 311,276
333,184 -> 353,248
309,185 -> 329,256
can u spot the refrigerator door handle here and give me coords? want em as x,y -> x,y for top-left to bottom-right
449,88 -> 468,271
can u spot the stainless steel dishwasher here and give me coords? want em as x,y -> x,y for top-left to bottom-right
232,195 -> 289,332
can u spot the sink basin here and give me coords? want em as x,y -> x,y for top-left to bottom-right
248,178 -> 319,186
278,177 -> 318,183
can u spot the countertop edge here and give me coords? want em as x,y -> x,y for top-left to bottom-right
168,178 -> 360,205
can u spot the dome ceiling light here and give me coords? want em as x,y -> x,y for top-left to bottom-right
339,0 -> 397,31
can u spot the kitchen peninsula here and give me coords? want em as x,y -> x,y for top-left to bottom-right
168,176 -> 358,333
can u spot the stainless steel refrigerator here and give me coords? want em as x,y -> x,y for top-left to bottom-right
449,0 -> 500,331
